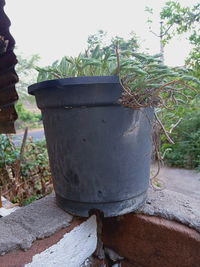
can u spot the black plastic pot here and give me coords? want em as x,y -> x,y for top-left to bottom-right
28,76 -> 153,217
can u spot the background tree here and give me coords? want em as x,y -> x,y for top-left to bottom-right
145,6 -> 167,63
160,1 -> 200,45
146,2 -> 200,71
160,1 -> 200,76
148,1 -> 200,167
16,53 -> 40,102
15,53 -> 42,129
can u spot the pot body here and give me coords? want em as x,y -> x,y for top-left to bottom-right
29,76 -> 153,217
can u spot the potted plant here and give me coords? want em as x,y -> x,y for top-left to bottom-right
28,34 -> 199,217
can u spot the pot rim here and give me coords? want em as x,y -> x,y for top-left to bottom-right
28,75 -> 120,95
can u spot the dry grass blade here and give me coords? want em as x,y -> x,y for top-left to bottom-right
14,127 -> 28,182
169,118 -> 182,134
0,187 -> 2,208
154,112 -> 175,145
115,42 -> 120,76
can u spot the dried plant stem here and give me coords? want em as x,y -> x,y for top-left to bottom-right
48,71 -> 62,79
0,187 -> 2,208
3,172 -> 41,197
169,118 -> 182,134
120,83 -> 132,96
93,211 -> 105,260
151,160 -> 161,181
150,135 -> 166,190
6,134 -> 16,150
179,80 -> 197,92
153,80 -> 180,97
154,112 -> 174,145
14,127 -> 28,182
115,42 -> 120,76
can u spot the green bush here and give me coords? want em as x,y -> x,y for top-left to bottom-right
0,134 -> 19,168
0,134 -> 52,205
16,102 -> 42,123
162,109 -> 200,169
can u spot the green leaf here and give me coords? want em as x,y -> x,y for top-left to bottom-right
181,75 -> 200,85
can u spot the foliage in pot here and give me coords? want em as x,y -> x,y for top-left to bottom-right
36,32 -> 200,147
36,33 -> 199,113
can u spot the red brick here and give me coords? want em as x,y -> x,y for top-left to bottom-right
102,214 -> 200,267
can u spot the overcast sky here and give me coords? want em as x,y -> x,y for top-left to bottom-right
5,0 -> 198,66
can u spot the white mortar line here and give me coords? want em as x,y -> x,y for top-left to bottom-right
25,215 -> 97,267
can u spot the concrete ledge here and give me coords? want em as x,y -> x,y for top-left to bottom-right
0,188 -> 200,266
0,194 -> 73,254
140,187 -> 200,233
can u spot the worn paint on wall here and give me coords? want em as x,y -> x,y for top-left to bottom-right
25,215 -> 97,267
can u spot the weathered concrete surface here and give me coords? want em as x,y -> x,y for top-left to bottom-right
151,165 -> 200,200
25,216 -> 97,267
0,206 -> 19,217
140,187 -> 200,234
0,194 -> 73,255
0,186 -> 200,258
